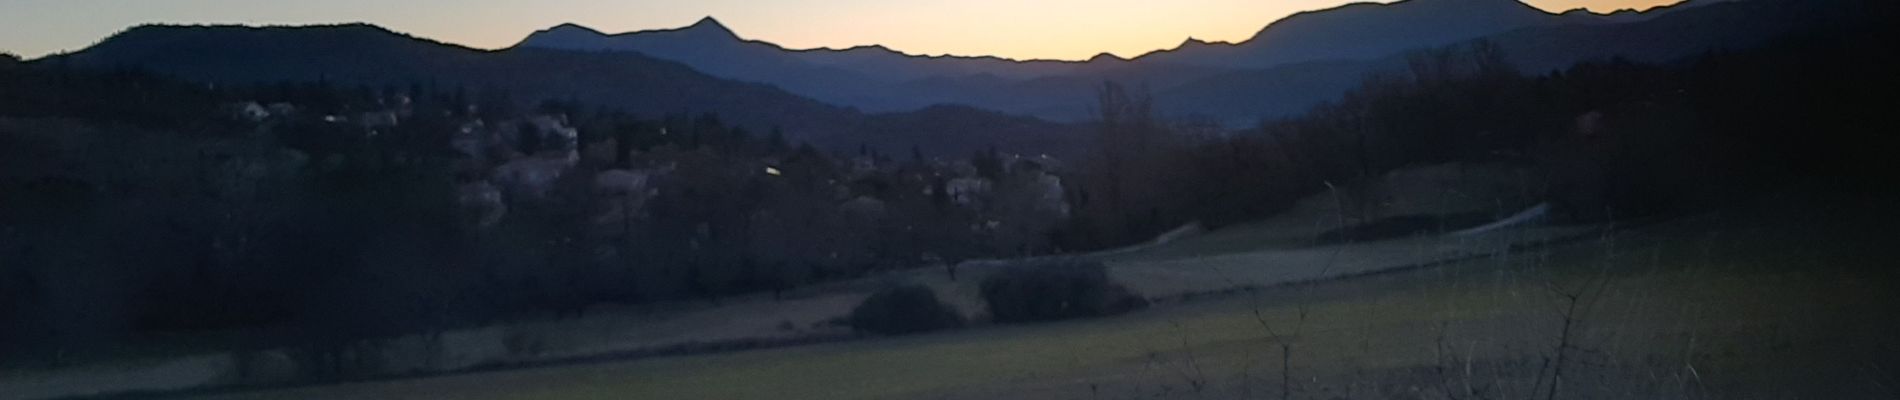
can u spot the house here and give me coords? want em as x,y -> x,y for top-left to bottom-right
493,156 -> 576,200
450,120 -> 492,160
230,102 -> 270,122
839,196 -> 888,220
1025,172 -> 1070,219
946,177 -> 991,206
265,103 -> 296,117
457,181 -> 507,228
358,111 -> 400,130
593,168 -> 665,225
497,115 -> 581,156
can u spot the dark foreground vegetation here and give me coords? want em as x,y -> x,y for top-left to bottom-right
980,260 -> 1148,323
849,285 -> 963,336
1,2 -> 1895,386
1065,22 -> 1897,250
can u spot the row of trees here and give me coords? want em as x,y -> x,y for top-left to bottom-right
1060,31 -> 1896,250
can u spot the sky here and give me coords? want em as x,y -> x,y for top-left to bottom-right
0,0 -> 1684,61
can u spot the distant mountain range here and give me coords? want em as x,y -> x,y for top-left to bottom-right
47,24 -> 1083,157
43,0 -> 1859,154
1132,0 -> 1697,69
516,18 -> 1144,115
516,0 -> 1760,125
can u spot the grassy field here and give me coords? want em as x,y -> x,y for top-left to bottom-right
201,196 -> 1898,400
7,162 -> 1585,400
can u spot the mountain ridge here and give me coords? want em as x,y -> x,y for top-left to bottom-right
514,0 -> 1709,122
52,23 -> 1084,157
525,0 -> 1705,65
46,0 -> 1818,155
1129,0 -> 1688,68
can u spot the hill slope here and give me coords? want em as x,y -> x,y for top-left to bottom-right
1064,0 -> 1852,125
52,24 -> 1082,156
514,0 -> 1713,125
1134,0 -> 1671,68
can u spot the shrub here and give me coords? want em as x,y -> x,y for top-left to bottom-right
849,285 -> 963,336
980,259 -> 1149,323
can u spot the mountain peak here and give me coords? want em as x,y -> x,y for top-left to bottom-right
1433,0 -> 1536,6
686,16 -> 735,35
1087,52 -> 1128,63
1394,0 -> 1548,13
543,22 -> 604,36
1180,37 -> 1221,47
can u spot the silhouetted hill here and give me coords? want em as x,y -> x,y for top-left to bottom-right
519,18 -> 892,108
1135,0 -> 1692,69
50,24 -> 1082,156
1149,0 -> 1856,125
526,19 -> 804,78
60,24 -> 855,135
514,0 -> 1705,125
1487,0 -> 1858,72
46,0 -> 1858,153
874,62 -> 1238,122
518,17 -> 1110,112
854,104 -> 1086,157
1154,60 -> 1387,127
521,17 -> 1091,82
521,17 -> 1243,121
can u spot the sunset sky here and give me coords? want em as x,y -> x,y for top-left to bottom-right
0,0 -> 1684,61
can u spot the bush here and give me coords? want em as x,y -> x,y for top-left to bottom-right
849,285 -> 963,336
980,259 -> 1148,323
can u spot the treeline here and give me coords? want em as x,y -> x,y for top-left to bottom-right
0,63 -> 235,132
1057,22 -> 1897,250
1054,42 -> 1535,249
